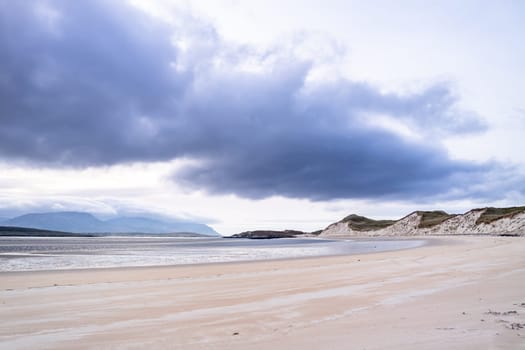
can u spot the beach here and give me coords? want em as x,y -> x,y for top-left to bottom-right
1,236 -> 524,349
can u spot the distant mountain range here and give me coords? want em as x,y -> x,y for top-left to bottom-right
321,206 -> 525,236
1,211 -> 218,236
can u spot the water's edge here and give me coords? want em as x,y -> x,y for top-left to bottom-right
0,237 -> 426,272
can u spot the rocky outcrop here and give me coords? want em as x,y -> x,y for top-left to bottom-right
321,207 -> 525,237
228,230 -> 307,239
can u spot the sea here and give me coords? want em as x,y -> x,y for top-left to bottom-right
0,236 -> 426,272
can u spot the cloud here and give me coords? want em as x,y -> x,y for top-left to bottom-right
0,195 -> 118,218
0,0 -> 511,201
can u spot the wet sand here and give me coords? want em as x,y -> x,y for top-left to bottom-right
1,236 -> 524,349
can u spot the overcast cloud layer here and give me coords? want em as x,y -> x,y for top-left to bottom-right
0,0 -> 516,201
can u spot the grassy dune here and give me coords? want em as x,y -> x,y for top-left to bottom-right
475,206 -> 525,225
341,214 -> 396,231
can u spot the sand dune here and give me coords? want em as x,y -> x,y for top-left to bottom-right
322,207 -> 525,237
1,236 -> 524,349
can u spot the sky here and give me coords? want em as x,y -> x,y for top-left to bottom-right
1,0 -> 524,234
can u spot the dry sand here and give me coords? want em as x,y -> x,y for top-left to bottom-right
1,236 -> 524,349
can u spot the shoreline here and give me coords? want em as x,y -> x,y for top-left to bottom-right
1,236 -> 524,349
0,237 -> 433,290
0,236 -> 430,274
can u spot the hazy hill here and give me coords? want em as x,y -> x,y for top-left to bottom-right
2,211 -> 218,236
5,212 -> 103,233
322,207 -> 525,236
104,216 -> 217,236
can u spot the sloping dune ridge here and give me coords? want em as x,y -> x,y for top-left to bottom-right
321,207 -> 525,237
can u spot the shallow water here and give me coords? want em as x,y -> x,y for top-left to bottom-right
0,236 -> 425,271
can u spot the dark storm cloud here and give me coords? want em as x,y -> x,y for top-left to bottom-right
0,0 -> 503,200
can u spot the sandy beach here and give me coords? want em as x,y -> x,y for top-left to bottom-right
1,236 -> 524,349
